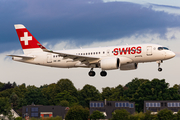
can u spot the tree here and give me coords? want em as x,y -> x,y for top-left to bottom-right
144,110 -> 156,120
132,78 -> 180,112
25,85 -> 48,105
79,84 -> 101,108
129,112 -> 145,120
0,88 -> 14,98
102,87 -> 113,100
111,109 -> 130,120
12,82 -> 17,88
56,79 -> 78,97
41,83 -> 57,105
124,78 -> 149,100
174,110 -> 180,120
65,105 -> 89,120
2,82 -> 14,91
59,100 -> 69,107
0,97 -> 11,116
110,84 -> 124,100
157,108 -> 174,120
18,98 -> 27,108
55,91 -> 78,106
12,83 -> 27,99
90,110 -> 105,120
0,82 -> 5,91
9,92 -> 19,109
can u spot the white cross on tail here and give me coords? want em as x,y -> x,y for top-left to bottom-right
20,32 -> 32,45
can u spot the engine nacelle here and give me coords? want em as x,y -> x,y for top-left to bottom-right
120,63 -> 138,70
100,57 -> 120,70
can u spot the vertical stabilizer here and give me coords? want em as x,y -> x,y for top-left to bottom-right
14,24 -> 46,54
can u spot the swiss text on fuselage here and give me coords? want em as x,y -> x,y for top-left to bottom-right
113,46 -> 142,55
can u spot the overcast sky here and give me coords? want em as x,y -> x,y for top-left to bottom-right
0,0 -> 180,91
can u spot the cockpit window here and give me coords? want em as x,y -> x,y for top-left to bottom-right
158,47 -> 169,50
158,47 -> 163,50
163,47 -> 169,50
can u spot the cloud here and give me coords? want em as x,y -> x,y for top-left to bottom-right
103,0 -> 180,15
1,0 -> 180,53
43,27 -> 180,54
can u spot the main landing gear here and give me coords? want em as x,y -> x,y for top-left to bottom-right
100,71 -> 107,77
88,68 -> 107,77
89,68 -> 96,77
157,60 -> 163,72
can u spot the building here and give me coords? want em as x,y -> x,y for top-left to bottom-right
0,109 -> 20,120
90,100 -> 135,119
22,105 -> 69,119
144,100 -> 180,114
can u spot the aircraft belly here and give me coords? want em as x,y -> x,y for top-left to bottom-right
49,60 -> 78,68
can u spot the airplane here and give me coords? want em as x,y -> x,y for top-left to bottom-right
8,24 -> 176,77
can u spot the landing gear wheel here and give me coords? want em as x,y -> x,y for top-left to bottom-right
157,62 -> 162,72
89,71 -> 95,77
158,68 -> 162,72
100,71 -> 107,77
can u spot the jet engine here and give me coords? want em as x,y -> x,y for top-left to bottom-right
100,57 -> 120,70
120,63 -> 138,70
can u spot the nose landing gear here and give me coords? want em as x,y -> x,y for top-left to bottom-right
157,60 -> 163,72
158,67 -> 162,72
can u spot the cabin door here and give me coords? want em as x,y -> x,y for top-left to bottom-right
47,54 -> 52,63
146,46 -> 152,56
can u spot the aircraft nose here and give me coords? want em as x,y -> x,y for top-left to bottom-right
166,51 -> 176,59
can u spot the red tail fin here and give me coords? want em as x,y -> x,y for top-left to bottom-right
14,24 -> 46,50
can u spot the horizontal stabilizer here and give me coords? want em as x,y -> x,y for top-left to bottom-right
7,55 -> 34,59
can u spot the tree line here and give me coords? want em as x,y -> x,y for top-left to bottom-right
0,78 -> 180,117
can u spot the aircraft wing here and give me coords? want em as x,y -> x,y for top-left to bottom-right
7,55 -> 34,59
39,45 -> 100,64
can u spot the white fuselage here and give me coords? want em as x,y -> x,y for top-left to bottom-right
13,44 -> 175,69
